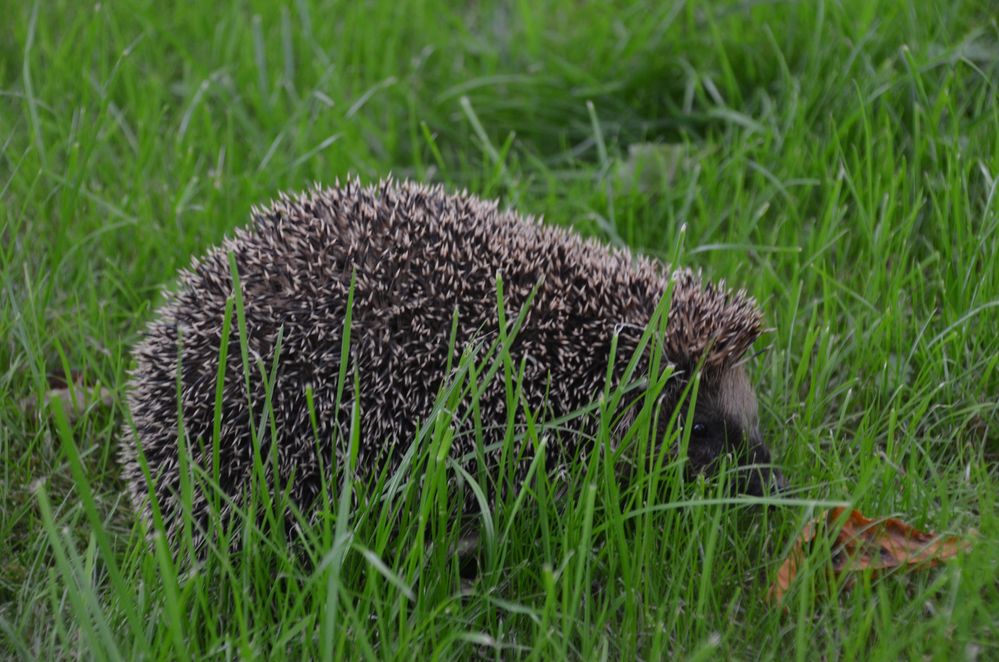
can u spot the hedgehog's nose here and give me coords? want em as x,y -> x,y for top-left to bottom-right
769,467 -> 790,494
744,437 -> 789,496
742,465 -> 788,497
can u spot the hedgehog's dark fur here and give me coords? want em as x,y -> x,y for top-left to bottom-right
121,178 -> 774,543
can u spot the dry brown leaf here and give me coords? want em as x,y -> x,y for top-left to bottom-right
769,507 -> 973,605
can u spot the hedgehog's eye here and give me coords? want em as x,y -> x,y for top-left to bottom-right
691,422 -> 708,438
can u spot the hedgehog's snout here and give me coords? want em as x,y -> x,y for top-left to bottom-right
739,431 -> 788,497
712,365 -> 788,497
681,408 -> 787,496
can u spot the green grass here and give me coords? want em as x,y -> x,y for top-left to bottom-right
2,0 -> 997,658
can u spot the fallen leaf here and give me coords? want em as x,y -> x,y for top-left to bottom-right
769,507 -> 973,605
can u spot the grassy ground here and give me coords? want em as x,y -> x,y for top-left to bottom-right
2,0 -> 997,658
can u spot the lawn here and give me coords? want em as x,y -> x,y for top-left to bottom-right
1,0 -> 997,658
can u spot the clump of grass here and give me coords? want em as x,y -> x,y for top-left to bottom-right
1,0 -> 997,658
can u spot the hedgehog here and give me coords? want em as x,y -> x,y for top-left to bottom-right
121,178 -> 784,543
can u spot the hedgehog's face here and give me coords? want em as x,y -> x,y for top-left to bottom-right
678,365 -> 786,496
